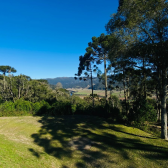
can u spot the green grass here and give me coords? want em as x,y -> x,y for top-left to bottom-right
0,116 -> 167,168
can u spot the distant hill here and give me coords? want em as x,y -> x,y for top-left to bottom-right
45,77 -> 102,89
45,77 -> 123,90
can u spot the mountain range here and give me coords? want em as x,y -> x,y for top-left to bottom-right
45,77 -> 105,89
45,77 -> 123,90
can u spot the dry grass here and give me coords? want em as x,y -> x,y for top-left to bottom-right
67,88 -> 124,99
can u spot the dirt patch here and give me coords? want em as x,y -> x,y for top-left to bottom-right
68,137 -> 92,151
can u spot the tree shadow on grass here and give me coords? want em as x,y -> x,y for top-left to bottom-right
104,124 -> 158,139
29,115 -> 168,168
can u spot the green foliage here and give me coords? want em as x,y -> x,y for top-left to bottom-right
99,98 -> 106,106
147,98 -> 157,109
36,101 -> 51,115
55,82 -> 63,89
128,99 -> 157,126
0,65 -> 17,75
0,96 -> 3,104
14,99 -> 32,112
0,94 -> 157,127
71,104 -> 76,114
109,95 -> 121,108
0,69 -> 158,125
58,88 -> 69,93
71,95 -> 84,104
0,100 -> 33,116
0,101 -> 15,112
50,101 -> 71,115
106,0 -> 168,139
89,94 -> 99,99
0,72 -> 55,102
109,106 -> 121,120
32,102 -> 43,114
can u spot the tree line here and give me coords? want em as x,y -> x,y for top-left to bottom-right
76,0 -> 168,139
0,66 -> 55,103
0,65 -> 128,123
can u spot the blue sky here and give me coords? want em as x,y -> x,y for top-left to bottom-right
0,0 -> 118,79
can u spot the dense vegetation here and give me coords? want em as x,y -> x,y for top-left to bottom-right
76,0 -> 168,139
0,65 -> 158,138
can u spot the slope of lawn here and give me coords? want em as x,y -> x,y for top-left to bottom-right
0,115 -> 167,168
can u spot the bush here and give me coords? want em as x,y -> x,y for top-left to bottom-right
0,95 -> 3,104
36,100 -> 51,115
0,101 -> 15,113
0,95 -> 121,119
14,99 -> 32,112
49,101 -> 71,116
147,98 -> 156,109
71,104 -> 76,114
99,98 -> 106,106
32,101 -> 44,114
128,99 -> 157,126
0,100 -> 33,116
109,106 -> 121,120
109,95 -> 121,108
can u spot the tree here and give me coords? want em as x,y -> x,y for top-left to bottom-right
55,82 -> 63,89
0,66 -> 16,90
75,54 -> 96,108
84,34 -> 115,103
106,0 -> 168,139
0,73 -> 55,103
14,74 -> 31,99
0,66 -> 16,75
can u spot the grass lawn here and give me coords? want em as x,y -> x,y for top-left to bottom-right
0,116 -> 167,168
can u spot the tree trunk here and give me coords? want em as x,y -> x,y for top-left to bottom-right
90,64 -> 94,108
18,86 -> 21,99
143,57 -> 147,99
156,88 -> 161,121
123,68 -> 128,114
104,56 -> 108,103
123,80 -> 128,115
3,73 -> 5,90
161,68 -> 167,139
156,67 -> 162,121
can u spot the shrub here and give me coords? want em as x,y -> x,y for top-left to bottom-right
0,101 -> 15,112
147,98 -> 156,109
89,94 -> 99,100
109,106 -> 121,120
14,99 -> 32,112
109,95 -> 121,108
71,104 -> 76,114
32,102 -> 43,114
99,98 -> 106,106
0,100 -> 33,116
36,100 -> 51,115
0,95 -> 3,104
129,99 -> 157,126
49,101 -> 71,116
